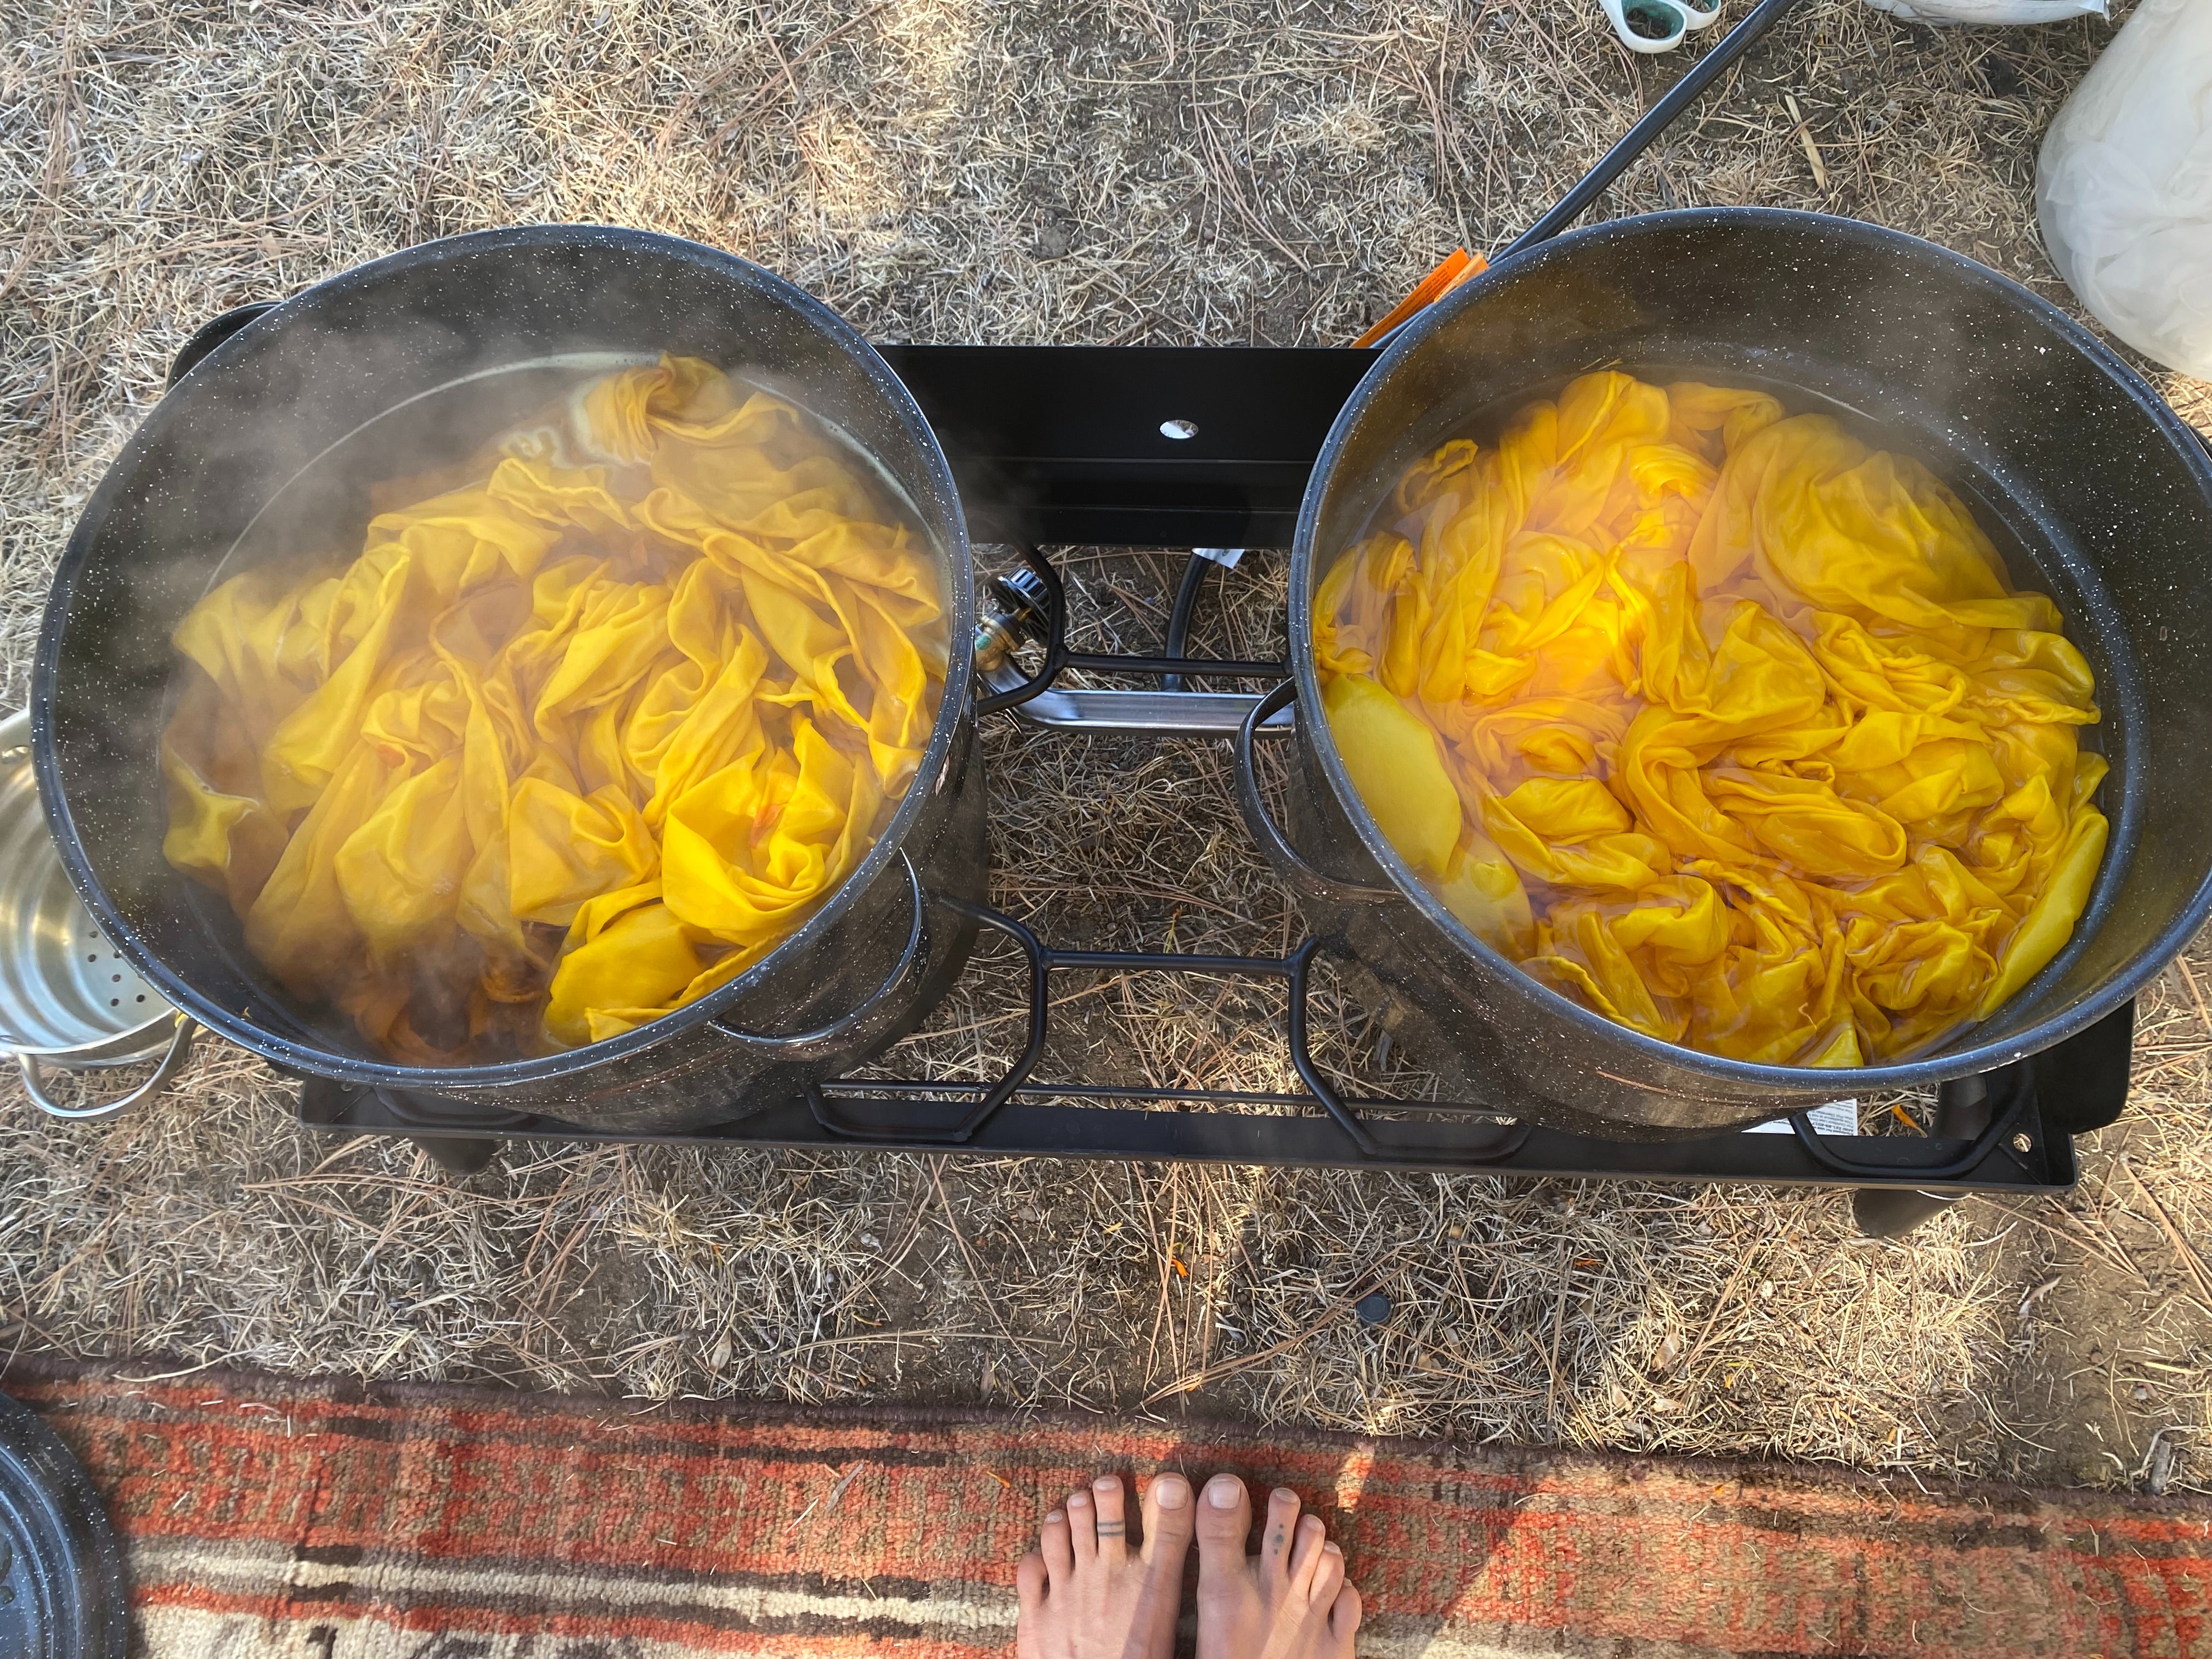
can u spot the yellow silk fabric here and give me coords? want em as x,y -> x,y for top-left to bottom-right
160,356 -> 946,1063
1315,372 -> 2106,1067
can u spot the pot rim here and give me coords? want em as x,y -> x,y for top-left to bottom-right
1290,204 -> 2212,1094
32,223 -> 975,1091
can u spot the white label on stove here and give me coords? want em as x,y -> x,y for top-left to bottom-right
1194,546 -> 1245,568
1745,1098 -> 1858,1136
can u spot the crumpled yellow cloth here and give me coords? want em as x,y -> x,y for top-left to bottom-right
1316,372 -> 2106,1066
161,355 -> 947,1063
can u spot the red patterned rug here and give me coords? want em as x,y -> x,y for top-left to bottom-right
5,1357 -> 2209,1658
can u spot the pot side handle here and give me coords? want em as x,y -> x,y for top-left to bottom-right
14,1014 -> 197,1121
708,853 -> 928,1059
1234,681 -> 1398,906
167,301 -> 281,390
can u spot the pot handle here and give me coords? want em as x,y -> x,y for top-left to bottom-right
708,853 -> 928,1058
15,1014 -> 197,1121
1234,681 -> 1397,905
167,302 -> 280,388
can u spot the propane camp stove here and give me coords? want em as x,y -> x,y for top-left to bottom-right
282,342 -> 2135,1237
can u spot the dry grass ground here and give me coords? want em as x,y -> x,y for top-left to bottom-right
3,0 -> 2209,1495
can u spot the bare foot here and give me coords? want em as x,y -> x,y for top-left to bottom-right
1193,1474 -> 1361,1659
1017,1470 -> 1195,1659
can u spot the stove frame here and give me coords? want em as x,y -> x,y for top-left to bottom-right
268,341 -> 2128,1232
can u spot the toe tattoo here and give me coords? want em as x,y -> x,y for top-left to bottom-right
1094,1521 -> 1126,1537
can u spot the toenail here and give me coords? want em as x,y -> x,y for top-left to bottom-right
1273,1487 -> 1298,1503
1206,1475 -> 1242,1508
1323,1541 -> 1341,1555
1153,1473 -> 1190,1510
1046,1510 -> 1065,1525
1093,1475 -> 1118,1492
1069,1491 -> 1091,1508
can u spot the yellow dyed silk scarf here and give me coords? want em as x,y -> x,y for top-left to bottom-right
161,356 -> 947,1063
1315,372 -> 2106,1067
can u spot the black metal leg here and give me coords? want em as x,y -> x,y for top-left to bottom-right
2030,998 -> 2135,1135
1847,1075 -> 1994,1238
295,1075 -> 519,1177
1850,1187 -> 1962,1238
412,1136 -> 503,1177
1161,550 -> 1211,692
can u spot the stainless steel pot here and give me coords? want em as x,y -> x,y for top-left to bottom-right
0,710 -> 194,1118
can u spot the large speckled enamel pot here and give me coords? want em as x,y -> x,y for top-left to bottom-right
32,226 -> 983,1134
1268,208 -> 2212,1138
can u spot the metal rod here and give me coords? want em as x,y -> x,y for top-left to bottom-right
1282,937 -> 1384,1156
1504,0 -> 1809,258
981,680 -> 1284,735
1161,550 -> 1212,692
1062,651 -> 1290,680
817,1077 -> 1515,1114
1045,949 -> 1294,975
806,896 -> 1054,1143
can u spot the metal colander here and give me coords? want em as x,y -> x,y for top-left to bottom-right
0,710 -> 191,1119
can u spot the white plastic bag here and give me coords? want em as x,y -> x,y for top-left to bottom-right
2038,0 -> 2212,377
1864,0 -> 2103,22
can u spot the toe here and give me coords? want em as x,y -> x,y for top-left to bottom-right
1066,1487 -> 1098,1561
1018,1549 -> 1047,1615
1260,1487 -> 1302,1581
1194,1473 -> 1252,1578
1329,1580 -> 1363,1649
1309,1538 -> 1346,1606
1140,1471 -> 1195,1567
1041,1508 -> 1074,1587
1090,1474 -> 1130,1561
1286,1511 -> 1327,1593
